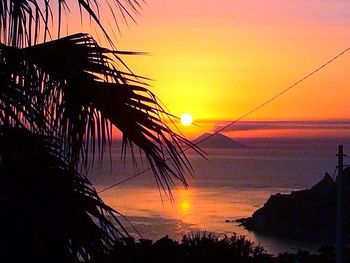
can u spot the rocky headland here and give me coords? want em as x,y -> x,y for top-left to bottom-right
237,168 -> 350,240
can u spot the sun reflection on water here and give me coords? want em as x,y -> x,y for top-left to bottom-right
176,188 -> 193,215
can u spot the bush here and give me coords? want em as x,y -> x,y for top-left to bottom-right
105,232 -> 272,263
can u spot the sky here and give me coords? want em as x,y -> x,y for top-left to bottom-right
67,0 -> 350,138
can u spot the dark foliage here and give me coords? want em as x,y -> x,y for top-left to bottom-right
0,1 -> 200,262
274,245 -> 349,263
0,128 -> 128,262
0,32 -> 197,187
102,233 -> 350,263
104,233 -> 273,263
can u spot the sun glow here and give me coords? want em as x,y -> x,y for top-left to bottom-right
177,188 -> 194,216
181,113 -> 193,126
180,200 -> 191,212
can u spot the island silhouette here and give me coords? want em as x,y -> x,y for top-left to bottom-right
193,133 -> 247,149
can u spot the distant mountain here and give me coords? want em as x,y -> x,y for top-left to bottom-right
192,133 -> 247,149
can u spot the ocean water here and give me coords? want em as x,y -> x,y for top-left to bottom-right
90,138 -> 350,255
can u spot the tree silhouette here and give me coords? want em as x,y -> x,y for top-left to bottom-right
0,1 -> 195,262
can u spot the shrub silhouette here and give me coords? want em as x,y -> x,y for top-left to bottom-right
105,232 -> 272,263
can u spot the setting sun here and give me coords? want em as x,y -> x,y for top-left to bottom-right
180,200 -> 191,212
181,113 -> 193,126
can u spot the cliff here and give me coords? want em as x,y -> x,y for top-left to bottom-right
237,169 -> 350,240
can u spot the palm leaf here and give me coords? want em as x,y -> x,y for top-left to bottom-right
0,33 -> 200,190
0,0 -> 142,48
0,43 -> 50,133
0,127 -> 127,262
29,33 -> 197,188
0,1 -> 203,262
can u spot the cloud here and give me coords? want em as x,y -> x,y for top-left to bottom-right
213,120 -> 350,132
228,0 -> 350,26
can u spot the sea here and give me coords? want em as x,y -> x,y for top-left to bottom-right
90,137 -> 350,255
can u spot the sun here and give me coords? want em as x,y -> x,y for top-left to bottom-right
180,200 -> 190,212
181,113 -> 193,126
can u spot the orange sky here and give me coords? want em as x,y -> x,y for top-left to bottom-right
66,1 -> 350,138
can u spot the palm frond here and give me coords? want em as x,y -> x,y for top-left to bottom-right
30,33 -> 196,188
0,127 -> 126,262
0,33 -> 200,190
0,0 -> 142,47
0,43 -> 50,133
0,1 -> 202,262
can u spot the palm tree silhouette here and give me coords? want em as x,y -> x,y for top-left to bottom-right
0,1 -> 195,262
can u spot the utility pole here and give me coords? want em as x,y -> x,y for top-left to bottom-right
336,145 -> 344,263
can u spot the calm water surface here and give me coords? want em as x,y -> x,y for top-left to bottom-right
91,139 -> 350,255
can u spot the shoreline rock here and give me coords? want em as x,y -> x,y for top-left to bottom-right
237,170 -> 350,241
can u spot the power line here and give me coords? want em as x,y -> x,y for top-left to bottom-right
98,46 -> 350,194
